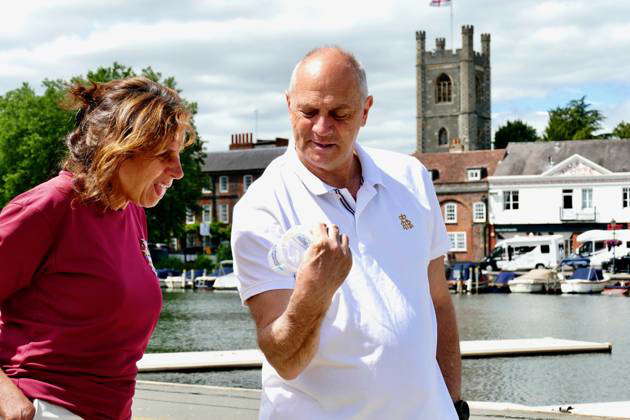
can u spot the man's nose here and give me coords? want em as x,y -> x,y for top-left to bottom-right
312,115 -> 333,136
168,154 -> 184,180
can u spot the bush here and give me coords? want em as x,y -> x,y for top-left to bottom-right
154,256 -> 184,270
216,242 -> 233,262
195,255 -> 216,271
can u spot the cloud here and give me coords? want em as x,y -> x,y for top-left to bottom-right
1,0 -> 629,154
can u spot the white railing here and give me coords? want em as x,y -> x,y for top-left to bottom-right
559,207 -> 597,221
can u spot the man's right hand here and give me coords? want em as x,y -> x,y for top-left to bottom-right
0,379 -> 35,420
296,223 -> 352,304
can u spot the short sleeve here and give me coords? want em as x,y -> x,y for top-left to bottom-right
421,168 -> 450,261
0,203 -> 54,302
231,201 -> 295,303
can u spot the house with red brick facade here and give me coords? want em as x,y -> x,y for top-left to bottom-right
188,133 -> 286,249
413,148 -> 506,262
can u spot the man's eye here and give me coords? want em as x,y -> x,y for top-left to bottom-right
333,113 -> 349,119
301,110 -> 317,118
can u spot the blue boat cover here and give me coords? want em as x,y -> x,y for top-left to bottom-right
495,271 -> 517,284
571,267 -> 604,281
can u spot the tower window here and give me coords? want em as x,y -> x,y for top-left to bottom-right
438,127 -> 448,146
436,73 -> 452,103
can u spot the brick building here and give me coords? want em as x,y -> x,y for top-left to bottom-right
413,147 -> 505,262
188,133 -> 286,248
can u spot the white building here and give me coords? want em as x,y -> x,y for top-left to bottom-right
488,140 -> 630,252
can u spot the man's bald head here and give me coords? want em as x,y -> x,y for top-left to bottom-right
287,46 -> 368,102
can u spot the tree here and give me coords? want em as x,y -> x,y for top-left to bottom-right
0,82 -> 73,205
542,96 -> 605,141
612,121 -> 630,139
0,63 -> 208,245
493,120 -> 538,149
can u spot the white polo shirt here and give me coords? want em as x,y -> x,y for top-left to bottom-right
231,142 -> 456,420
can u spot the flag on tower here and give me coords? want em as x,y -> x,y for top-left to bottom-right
429,0 -> 451,6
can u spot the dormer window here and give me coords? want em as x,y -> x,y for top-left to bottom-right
467,168 -> 482,181
430,169 -> 440,181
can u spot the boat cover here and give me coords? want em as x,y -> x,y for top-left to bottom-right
571,267 -> 604,281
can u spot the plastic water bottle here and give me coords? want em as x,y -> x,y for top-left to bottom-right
268,225 -> 315,275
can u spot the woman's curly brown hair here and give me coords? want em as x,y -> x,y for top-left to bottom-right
63,77 -> 195,210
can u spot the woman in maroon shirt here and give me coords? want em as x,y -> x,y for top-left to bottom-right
0,77 -> 195,419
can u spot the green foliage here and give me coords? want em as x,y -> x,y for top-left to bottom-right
612,121 -> 630,139
194,255 -> 216,271
0,62 -> 209,245
154,256 -> 184,270
216,242 -> 233,262
0,83 -> 73,206
494,120 -> 539,149
542,96 -> 605,141
210,221 -> 231,246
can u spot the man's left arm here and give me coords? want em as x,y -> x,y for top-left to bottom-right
428,256 -> 461,402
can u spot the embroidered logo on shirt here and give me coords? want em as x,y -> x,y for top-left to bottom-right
140,238 -> 158,275
399,214 -> 414,230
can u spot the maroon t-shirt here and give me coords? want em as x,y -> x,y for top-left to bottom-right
0,171 -> 162,419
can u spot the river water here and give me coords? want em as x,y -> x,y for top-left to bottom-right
138,290 -> 630,406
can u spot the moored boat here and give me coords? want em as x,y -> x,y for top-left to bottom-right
508,268 -> 558,294
561,267 -> 607,294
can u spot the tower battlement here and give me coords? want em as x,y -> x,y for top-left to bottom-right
415,25 -> 492,153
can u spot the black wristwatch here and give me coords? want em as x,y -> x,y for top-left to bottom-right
453,400 -> 470,420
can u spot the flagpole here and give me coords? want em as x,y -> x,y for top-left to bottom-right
450,0 -> 454,50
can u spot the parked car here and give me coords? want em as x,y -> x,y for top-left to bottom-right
560,254 -> 591,269
601,254 -> 630,273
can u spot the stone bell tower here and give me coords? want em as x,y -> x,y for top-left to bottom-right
416,25 -> 491,153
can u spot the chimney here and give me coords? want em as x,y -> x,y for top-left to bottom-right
229,132 -> 255,150
449,137 -> 465,153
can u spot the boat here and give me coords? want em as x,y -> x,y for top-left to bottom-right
212,272 -> 239,291
486,271 -> 515,293
164,269 -> 187,289
560,267 -> 607,294
193,260 -> 234,289
602,285 -> 630,296
508,269 -> 559,294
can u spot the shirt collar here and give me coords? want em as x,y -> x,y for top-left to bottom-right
286,141 -> 384,196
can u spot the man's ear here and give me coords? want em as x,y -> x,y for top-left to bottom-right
285,91 -> 291,111
361,95 -> 374,126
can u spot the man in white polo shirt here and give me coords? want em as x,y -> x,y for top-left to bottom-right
231,46 -> 466,419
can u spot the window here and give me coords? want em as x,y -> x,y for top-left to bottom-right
219,204 -> 229,224
243,175 -> 254,192
185,208 -> 195,224
503,191 -> 519,210
444,202 -> 457,223
581,188 -> 593,209
436,73 -> 452,103
202,205 -> 211,223
438,127 -> 448,146
467,168 -> 482,181
562,189 -> 573,209
541,244 -> 550,254
473,202 -> 486,222
430,169 -> 440,181
447,232 -> 467,252
623,187 -> 630,208
219,176 -> 229,193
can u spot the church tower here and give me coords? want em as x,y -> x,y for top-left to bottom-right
416,25 -> 491,153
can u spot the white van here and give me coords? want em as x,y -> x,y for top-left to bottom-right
576,229 -> 630,267
483,235 -> 564,271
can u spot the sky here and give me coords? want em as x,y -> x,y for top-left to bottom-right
1,0 -> 629,153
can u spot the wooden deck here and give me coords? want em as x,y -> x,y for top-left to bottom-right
132,381 -> 629,419
137,338 -> 612,372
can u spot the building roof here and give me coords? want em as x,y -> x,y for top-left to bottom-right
203,147 -> 287,173
494,139 -> 630,176
412,149 -> 506,183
